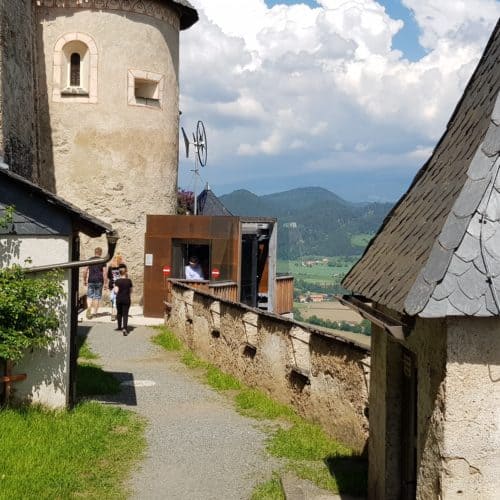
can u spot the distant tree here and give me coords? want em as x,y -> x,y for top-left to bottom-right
177,189 -> 194,214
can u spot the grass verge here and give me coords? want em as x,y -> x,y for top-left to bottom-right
152,328 -> 367,497
251,474 -> 285,500
152,326 -> 184,351
0,401 -> 145,499
76,339 -> 121,397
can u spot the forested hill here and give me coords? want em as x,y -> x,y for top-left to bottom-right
219,187 -> 393,258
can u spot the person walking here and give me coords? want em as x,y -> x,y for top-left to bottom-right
114,264 -> 133,336
107,253 -> 124,321
83,247 -> 106,319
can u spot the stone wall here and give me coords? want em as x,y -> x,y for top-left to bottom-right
0,0 -> 36,179
167,281 -> 371,452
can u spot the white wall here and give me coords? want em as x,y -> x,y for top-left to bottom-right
442,317 -> 500,500
1,235 -> 71,408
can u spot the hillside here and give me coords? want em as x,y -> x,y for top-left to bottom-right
219,187 -> 393,258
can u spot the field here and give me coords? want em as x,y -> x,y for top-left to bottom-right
295,301 -> 363,323
278,257 -> 356,285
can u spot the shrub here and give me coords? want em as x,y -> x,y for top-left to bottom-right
0,266 -> 64,362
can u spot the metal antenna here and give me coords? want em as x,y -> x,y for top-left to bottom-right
181,120 -> 208,215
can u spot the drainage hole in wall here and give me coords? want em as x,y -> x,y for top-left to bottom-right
289,368 -> 310,391
211,329 -> 220,339
242,343 -> 257,358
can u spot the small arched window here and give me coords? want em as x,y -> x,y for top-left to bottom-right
54,33 -> 98,103
70,53 -> 81,87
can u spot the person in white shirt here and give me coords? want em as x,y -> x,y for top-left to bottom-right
185,256 -> 204,280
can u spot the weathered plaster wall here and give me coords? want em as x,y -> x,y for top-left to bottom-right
0,0 -> 36,179
0,236 -> 71,408
36,2 -> 181,297
441,317 -> 500,500
167,282 -> 371,452
368,312 -> 447,500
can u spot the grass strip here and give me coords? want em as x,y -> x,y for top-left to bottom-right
77,362 -> 121,397
205,365 -> 241,391
251,474 -> 285,500
181,350 -> 207,369
152,326 -> 184,351
78,338 -> 99,360
0,401 -> 145,499
235,388 -> 297,421
76,339 -> 121,397
268,421 -> 352,460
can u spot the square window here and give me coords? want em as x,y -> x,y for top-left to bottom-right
135,78 -> 159,100
128,70 -> 164,109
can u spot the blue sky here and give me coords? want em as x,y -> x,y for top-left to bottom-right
179,0 -> 500,202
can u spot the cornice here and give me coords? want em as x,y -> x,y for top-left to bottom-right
36,0 -> 180,30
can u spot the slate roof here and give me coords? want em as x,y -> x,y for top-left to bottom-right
197,186 -> 233,216
343,20 -> 500,317
0,168 -> 111,238
164,0 -> 198,30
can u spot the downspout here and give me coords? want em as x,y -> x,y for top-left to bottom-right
24,230 -> 119,273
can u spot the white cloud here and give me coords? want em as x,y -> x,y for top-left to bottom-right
179,0 -> 500,200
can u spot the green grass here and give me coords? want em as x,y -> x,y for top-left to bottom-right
0,401 -> 145,499
205,365 -> 242,391
152,326 -> 184,351
251,475 -> 285,500
268,421 -> 352,461
76,339 -> 121,397
181,350 -> 208,369
235,389 -> 296,421
78,338 -> 99,360
77,362 -> 121,397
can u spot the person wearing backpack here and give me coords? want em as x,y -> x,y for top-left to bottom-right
83,247 -> 106,319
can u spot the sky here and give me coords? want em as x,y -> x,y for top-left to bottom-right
178,0 -> 500,202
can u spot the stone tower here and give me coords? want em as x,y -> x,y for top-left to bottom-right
0,0 -> 37,179
34,0 -> 198,296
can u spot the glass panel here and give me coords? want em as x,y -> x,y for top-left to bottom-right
70,53 -> 80,86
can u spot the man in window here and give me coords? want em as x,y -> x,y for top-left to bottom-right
185,256 -> 204,280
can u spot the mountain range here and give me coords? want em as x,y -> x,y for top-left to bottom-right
219,187 -> 393,258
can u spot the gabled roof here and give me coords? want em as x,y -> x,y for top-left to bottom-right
0,168 -> 111,238
197,186 -> 233,216
343,20 -> 500,317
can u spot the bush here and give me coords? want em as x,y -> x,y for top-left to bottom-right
0,266 -> 64,362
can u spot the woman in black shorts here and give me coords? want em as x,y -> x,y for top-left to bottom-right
113,264 -> 133,336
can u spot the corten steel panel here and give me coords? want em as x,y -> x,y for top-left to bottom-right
144,215 -> 240,316
258,241 -> 269,294
144,235 -> 172,317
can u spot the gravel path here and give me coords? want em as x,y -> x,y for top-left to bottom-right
80,321 -> 278,500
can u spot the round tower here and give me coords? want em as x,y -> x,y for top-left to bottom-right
34,0 -> 198,297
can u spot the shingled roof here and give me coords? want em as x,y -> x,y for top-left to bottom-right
343,20 -> 500,318
197,185 -> 233,216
